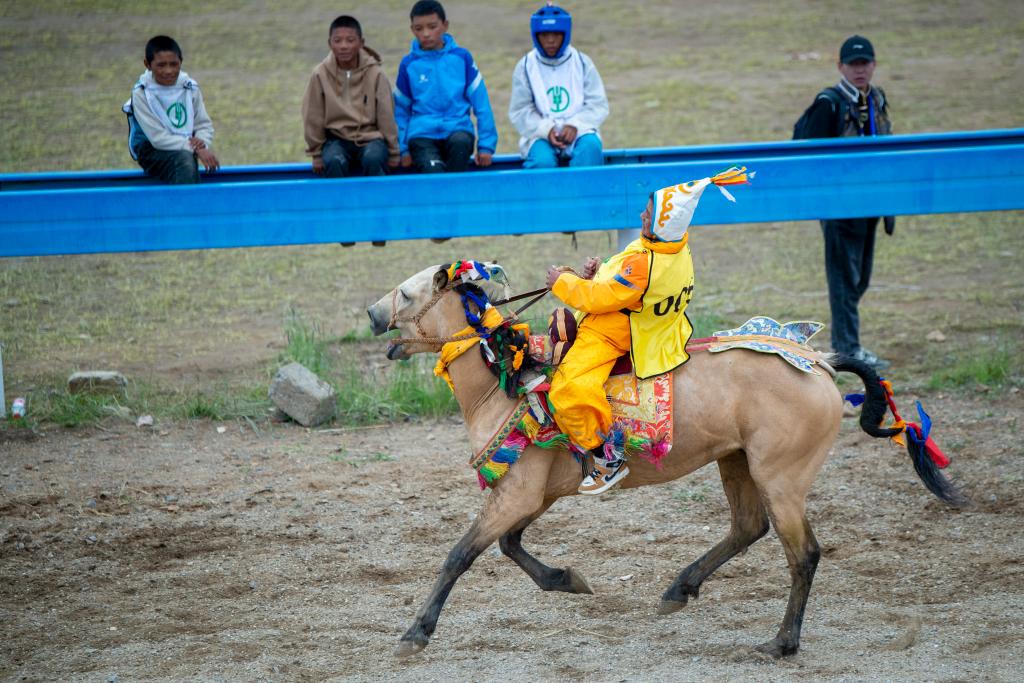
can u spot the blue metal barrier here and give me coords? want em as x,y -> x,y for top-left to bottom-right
2,129 -> 1022,258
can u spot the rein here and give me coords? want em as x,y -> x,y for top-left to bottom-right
388,283 -> 549,348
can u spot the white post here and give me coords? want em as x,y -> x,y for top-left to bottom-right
0,343 -> 6,418
616,228 -> 641,252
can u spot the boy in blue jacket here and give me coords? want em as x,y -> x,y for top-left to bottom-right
393,0 -> 498,173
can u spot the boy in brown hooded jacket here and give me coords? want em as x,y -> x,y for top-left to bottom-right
302,15 -> 400,177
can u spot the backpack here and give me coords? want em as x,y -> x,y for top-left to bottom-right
792,87 -> 846,140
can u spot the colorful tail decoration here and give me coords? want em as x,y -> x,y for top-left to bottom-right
877,379 -> 950,469
846,379 -> 967,506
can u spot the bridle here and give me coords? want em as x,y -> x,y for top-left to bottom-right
386,281 -> 550,350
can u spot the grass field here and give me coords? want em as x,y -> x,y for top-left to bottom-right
1,0 -> 1022,425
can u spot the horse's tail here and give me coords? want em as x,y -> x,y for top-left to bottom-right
831,354 -> 969,507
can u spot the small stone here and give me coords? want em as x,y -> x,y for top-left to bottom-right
702,526 -> 710,532
86,498 -> 97,509
136,415 -> 154,428
164,495 -> 178,503
926,330 -> 947,343
85,534 -> 97,544
216,426 -> 227,434
249,581 -> 257,591
618,574 -> 633,581
68,371 -> 127,395
4,298 -> 20,307
551,543 -> 568,557
403,596 -> 414,606
644,533 -> 656,542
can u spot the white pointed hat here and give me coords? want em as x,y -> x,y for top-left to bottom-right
646,166 -> 752,243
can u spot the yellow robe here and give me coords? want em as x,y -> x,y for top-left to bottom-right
549,235 -> 693,451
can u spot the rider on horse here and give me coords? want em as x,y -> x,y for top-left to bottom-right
545,175 -> 727,494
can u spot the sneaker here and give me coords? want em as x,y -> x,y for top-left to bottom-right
578,459 -> 630,495
852,347 -> 890,371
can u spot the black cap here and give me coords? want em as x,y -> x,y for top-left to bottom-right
840,35 -> 875,63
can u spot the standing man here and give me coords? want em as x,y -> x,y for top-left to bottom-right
797,35 -> 893,369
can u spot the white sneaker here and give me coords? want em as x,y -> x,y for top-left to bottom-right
578,459 -> 630,495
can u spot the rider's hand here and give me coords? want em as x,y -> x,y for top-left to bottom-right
475,152 -> 493,167
312,157 -> 325,175
582,256 -> 601,279
401,153 -> 413,168
545,266 -> 563,289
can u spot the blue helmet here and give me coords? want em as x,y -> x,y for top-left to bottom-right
531,4 -> 571,59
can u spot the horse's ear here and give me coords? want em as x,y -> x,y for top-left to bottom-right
485,263 -> 510,287
433,268 -> 450,291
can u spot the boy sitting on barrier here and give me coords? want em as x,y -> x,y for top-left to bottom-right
123,36 -> 219,184
509,4 -> 608,170
302,15 -> 400,179
393,0 -> 498,174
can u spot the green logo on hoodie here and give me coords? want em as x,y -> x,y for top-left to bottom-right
547,86 -> 570,114
167,102 -> 188,129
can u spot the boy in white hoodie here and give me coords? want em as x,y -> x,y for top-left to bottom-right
508,4 -> 608,170
123,36 -> 219,184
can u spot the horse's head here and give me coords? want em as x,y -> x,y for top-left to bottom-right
367,261 -> 511,361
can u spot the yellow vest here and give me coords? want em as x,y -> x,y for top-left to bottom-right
597,237 -> 694,379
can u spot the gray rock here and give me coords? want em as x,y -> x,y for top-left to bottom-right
268,362 -> 336,427
68,371 -> 127,394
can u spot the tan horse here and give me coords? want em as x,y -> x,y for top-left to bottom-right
367,263 -> 965,659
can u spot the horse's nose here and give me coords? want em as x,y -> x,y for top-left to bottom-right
367,304 -> 390,336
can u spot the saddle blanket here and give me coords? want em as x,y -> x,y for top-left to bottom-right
469,368 -> 673,489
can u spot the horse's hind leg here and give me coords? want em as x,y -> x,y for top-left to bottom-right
754,498 -> 820,658
659,451 -> 769,615
499,499 -> 594,594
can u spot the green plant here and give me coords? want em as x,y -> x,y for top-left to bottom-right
927,346 -> 1020,390
36,391 -> 126,428
672,483 -> 711,511
281,309 -> 332,378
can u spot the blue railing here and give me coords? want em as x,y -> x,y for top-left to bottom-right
1,128 -> 1022,258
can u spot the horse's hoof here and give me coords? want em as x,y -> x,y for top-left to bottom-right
565,567 -> 594,595
394,637 -> 428,659
657,599 -> 687,616
754,637 -> 797,659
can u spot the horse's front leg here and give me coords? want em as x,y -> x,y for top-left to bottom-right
395,449 -> 553,658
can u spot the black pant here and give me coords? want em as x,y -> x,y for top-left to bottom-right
821,217 -> 878,354
136,141 -> 199,184
408,131 -> 474,173
322,135 -> 389,177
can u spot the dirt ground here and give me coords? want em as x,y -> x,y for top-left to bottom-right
2,387 -> 1022,682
